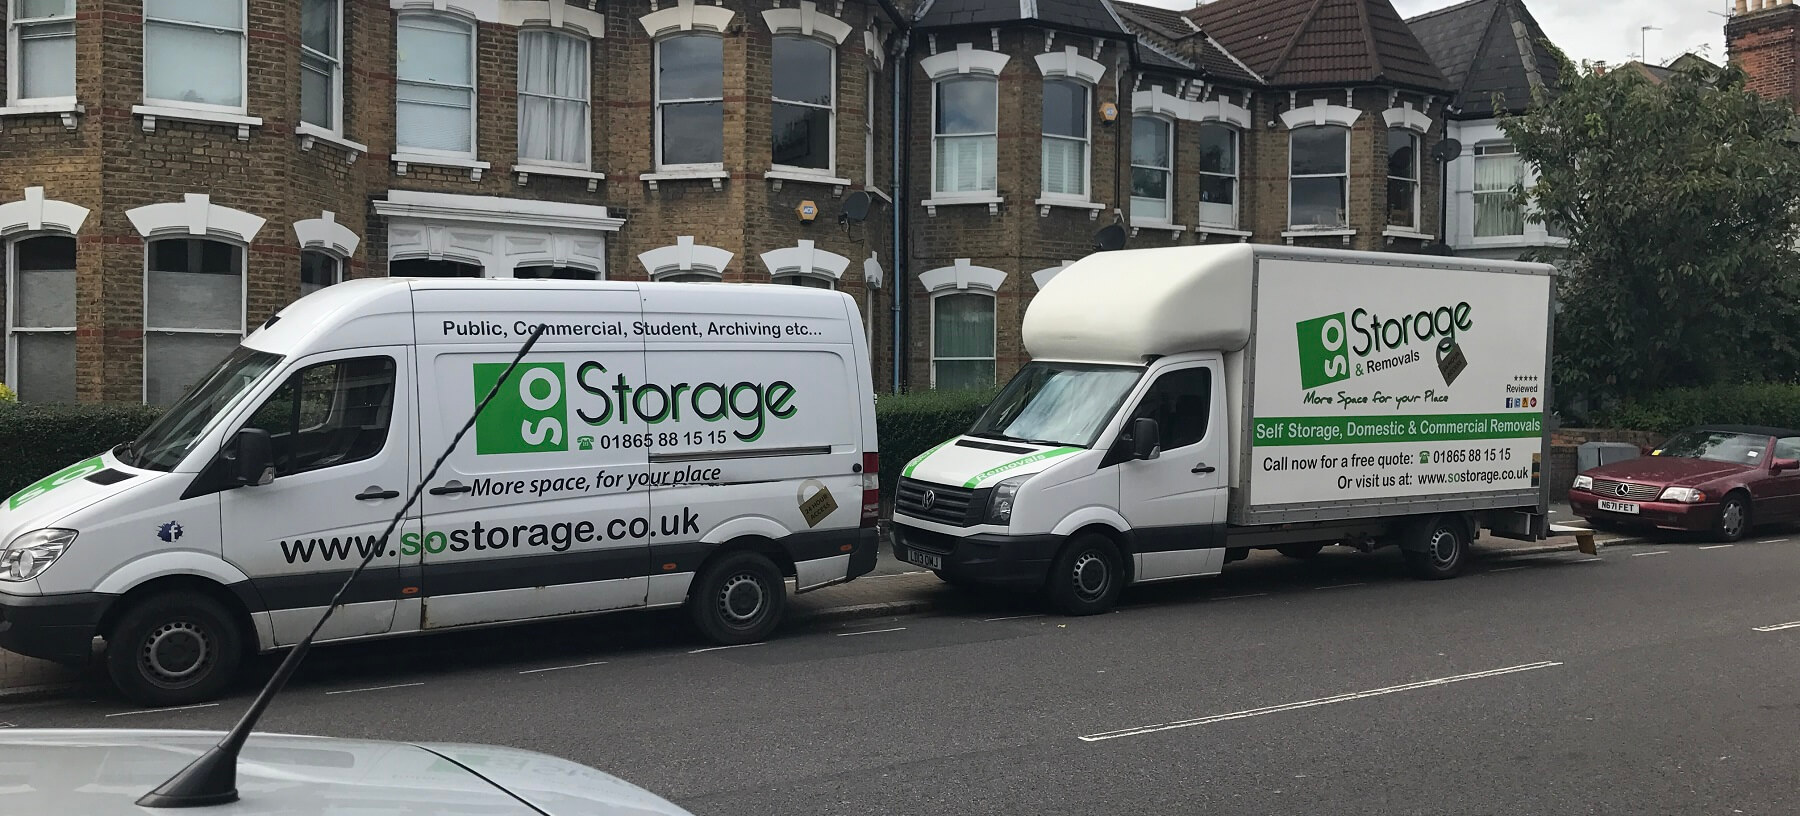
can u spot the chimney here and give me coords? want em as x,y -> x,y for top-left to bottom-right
1728,0 -> 1800,109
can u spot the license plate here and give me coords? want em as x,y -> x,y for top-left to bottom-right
1598,499 -> 1640,515
904,548 -> 943,571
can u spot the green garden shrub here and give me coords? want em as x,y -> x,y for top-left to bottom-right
875,388 -> 996,498
1595,383 -> 1800,436
0,403 -> 164,499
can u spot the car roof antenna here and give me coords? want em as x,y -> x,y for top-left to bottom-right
137,323 -> 551,809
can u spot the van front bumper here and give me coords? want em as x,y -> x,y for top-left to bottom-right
890,523 -> 1060,589
0,591 -> 111,665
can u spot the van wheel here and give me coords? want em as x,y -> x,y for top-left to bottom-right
690,551 -> 787,645
1402,516 -> 1468,580
1278,543 -> 1325,560
1045,534 -> 1123,616
105,593 -> 244,707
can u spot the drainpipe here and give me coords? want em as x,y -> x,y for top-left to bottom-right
891,30 -> 912,394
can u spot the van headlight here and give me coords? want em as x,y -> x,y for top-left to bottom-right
985,477 -> 1028,526
1,529 -> 77,582
1572,475 -> 1593,491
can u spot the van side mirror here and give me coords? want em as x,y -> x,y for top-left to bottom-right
1775,458 -> 1799,474
1131,418 -> 1161,461
231,428 -> 277,487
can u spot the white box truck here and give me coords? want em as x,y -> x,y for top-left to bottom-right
892,245 -> 1554,614
0,278 -> 881,705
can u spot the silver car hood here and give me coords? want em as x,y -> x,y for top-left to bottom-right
0,729 -> 693,816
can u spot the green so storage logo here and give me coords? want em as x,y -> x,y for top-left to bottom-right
1294,302 -> 1475,390
472,360 -> 803,456
476,362 -> 569,455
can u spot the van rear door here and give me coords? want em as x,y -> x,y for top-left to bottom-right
411,285 -> 652,628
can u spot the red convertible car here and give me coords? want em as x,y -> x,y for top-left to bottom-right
1569,425 -> 1800,541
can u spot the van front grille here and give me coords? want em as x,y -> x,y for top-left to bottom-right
895,478 -> 983,526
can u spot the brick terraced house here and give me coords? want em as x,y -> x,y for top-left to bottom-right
0,0 -> 1467,401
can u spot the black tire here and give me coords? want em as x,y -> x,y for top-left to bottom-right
1045,534 -> 1123,616
1402,515 -> 1469,580
1278,543 -> 1326,560
689,550 -> 787,645
1715,493 -> 1751,543
105,592 -> 245,707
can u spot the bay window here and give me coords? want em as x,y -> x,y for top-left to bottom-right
145,238 -> 243,406
300,0 -> 342,132
1130,115 -> 1172,222
396,14 -> 476,157
932,292 -> 996,390
933,76 -> 998,196
656,35 -> 724,168
8,0 -> 76,104
1198,123 -> 1238,228
5,236 -> 76,403
518,30 -> 591,168
390,259 -> 481,278
1041,78 -> 1089,199
515,265 -> 599,280
771,35 -> 835,172
1387,130 -> 1420,230
1289,126 -> 1349,229
144,0 -> 246,112
1474,142 -> 1526,238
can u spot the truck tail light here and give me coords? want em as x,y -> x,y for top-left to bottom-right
861,452 -> 881,528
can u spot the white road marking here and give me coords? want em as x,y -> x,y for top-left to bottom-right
1315,583 -> 1366,591
518,660 -> 609,675
1632,551 -> 1670,558
1078,661 -> 1562,742
1753,539 -> 1788,545
864,571 -> 929,579
983,614 -> 1044,622
105,703 -> 220,718
688,643 -> 764,654
1573,557 -> 1605,563
1211,593 -> 1270,601
1699,544 -> 1736,550
838,627 -> 906,637
324,682 -> 424,696
1752,621 -> 1800,633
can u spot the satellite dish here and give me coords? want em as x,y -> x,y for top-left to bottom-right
840,191 -> 874,224
1093,223 -> 1128,252
1431,138 -> 1463,164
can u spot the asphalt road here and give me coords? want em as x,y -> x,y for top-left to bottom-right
6,536 -> 1799,816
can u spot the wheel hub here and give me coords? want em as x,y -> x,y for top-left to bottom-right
1071,552 -> 1110,601
1429,529 -> 1459,568
718,573 -> 766,624
142,621 -> 210,683
1722,502 -> 1744,536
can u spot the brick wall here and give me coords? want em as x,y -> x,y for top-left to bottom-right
1728,6 -> 1800,108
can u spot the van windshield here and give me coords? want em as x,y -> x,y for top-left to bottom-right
119,347 -> 283,472
968,362 -> 1144,449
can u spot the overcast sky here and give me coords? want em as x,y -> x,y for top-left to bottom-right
1151,0 -> 1734,68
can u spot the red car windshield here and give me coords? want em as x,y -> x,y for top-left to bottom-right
1655,431 -> 1770,467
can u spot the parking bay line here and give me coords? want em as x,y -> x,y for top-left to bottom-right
1632,551 -> 1670,558
689,643 -> 764,654
838,627 -> 906,637
106,703 -> 221,718
1078,661 -> 1563,742
324,682 -> 424,696
1699,544 -> 1735,550
519,660 -> 608,675
1752,621 -> 1800,633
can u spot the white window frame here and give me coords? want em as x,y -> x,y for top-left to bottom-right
395,12 -> 480,160
300,0 -> 345,135
1197,123 -> 1239,229
143,0 -> 248,115
769,33 -> 837,176
929,290 -> 997,390
931,75 -> 999,199
864,65 -> 878,190
1130,114 -> 1174,225
4,235 -> 77,402
1387,129 -> 1421,232
7,0 -> 76,107
141,237 -> 248,405
654,33 -> 726,172
1039,77 -> 1091,203
1473,141 -> 1526,239
1288,125 -> 1351,231
516,27 -> 592,171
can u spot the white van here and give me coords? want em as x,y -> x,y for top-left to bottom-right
0,279 -> 881,704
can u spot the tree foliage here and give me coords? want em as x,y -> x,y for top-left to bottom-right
1501,62 -> 1800,408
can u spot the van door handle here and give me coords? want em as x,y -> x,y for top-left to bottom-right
356,488 -> 400,501
429,483 -> 472,496
1192,464 -> 1216,474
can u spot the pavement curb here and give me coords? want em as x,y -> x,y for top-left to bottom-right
0,679 -> 98,705
794,598 -> 939,626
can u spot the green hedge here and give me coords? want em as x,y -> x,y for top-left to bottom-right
0,403 -> 164,499
1595,383 -> 1800,436
0,390 -> 1000,504
876,388 -> 996,497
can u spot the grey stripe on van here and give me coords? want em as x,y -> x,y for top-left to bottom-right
649,445 -> 832,464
